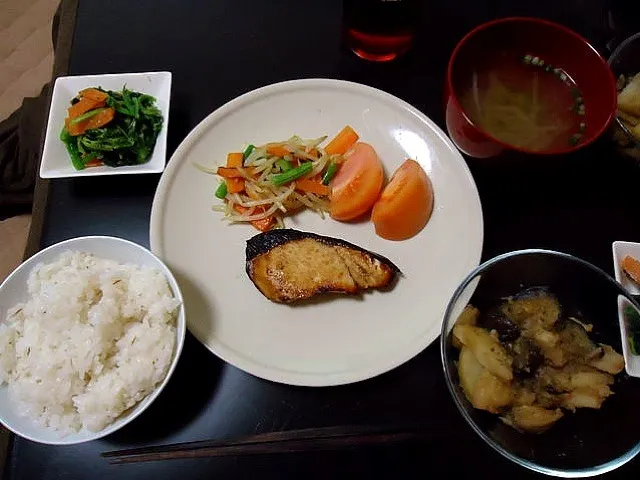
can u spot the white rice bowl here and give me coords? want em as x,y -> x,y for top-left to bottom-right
0,236 -> 186,445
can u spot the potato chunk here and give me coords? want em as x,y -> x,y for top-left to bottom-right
452,305 -> 480,349
507,405 -> 563,433
454,324 -> 513,382
458,346 -> 484,400
458,347 -> 513,414
590,344 -> 624,375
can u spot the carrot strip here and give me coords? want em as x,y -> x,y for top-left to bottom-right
65,117 -> 89,136
67,97 -> 105,119
325,125 -> 359,155
217,167 -> 255,178
85,107 -> 115,130
266,144 -> 289,157
226,177 -> 245,193
622,255 -> 640,284
79,88 -> 108,102
295,178 -> 330,196
85,159 -> 104,168
227,152 -> 244,167
251,216 -> 276,232
235,205 -> 275,232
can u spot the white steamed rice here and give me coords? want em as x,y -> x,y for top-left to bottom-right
0,251 -> 180,434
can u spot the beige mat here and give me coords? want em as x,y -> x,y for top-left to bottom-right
0,0 -> 58,123
0,0 -> 58,284
0,215 -> 31,280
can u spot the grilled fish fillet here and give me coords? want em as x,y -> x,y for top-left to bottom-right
246,229 -> 401,303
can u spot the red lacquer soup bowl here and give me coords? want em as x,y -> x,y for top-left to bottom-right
445,17 -> 617,159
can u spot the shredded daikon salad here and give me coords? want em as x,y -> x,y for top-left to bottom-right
195,126 -> 359,231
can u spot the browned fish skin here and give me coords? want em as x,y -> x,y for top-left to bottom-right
246,229 -> 401,303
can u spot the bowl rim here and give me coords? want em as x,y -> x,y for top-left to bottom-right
0,235 -> 186,445
607,31 -> 640,149
446,16 -> 618,156
439,248 -> 640,477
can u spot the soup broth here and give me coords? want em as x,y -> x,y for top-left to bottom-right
460,57 -> 583,152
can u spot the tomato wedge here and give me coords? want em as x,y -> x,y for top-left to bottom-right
371,159 -> 434,241
329,142 -> 384,221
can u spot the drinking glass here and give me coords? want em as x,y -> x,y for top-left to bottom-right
342,0 -> 417,62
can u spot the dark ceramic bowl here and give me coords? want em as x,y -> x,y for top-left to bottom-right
440,250 -> 640,477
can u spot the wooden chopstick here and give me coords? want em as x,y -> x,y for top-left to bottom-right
101,424 -> 426,464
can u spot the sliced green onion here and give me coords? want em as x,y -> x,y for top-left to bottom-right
322,162 -> 338,185
215,181 -> 228,199
243,144 -> 255,160
60,129 -> 85,170
70,107 -> 109,125
276,159 -> 293,172
568,133 -> 582,146
271,162 -> 313,186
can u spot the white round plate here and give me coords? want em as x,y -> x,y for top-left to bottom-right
0,236 -> 186,444
150,79 -> 483,387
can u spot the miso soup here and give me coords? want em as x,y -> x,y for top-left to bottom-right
459,55 -> 584,152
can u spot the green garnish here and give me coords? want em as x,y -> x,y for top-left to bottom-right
215,182 -> 228,199
70,107 -> 109,125
276,159 -> 293,172
569,134 -> 582,146
624,304 -> 640,356
60,86 -> 163,170
60,127 -> 85,170
243,144 -> 255,160
521,53 -> 587,144
271,162 -> 313,186
322,162 -> 338,185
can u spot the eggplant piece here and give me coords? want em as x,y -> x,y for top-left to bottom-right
501,287 -> 561,330
558,321 -> 601,361
507,337 -> 543,377
245,229 -> 401,303
483,309 -> 520,342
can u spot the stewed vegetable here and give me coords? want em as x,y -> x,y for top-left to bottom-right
453,288 -> 624,434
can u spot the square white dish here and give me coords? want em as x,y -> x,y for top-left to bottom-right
39,71 -> 171,178
612,241 -> 640,377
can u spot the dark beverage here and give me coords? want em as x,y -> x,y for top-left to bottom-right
343,0 -> 417,62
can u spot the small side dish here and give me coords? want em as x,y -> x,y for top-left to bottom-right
452,287 -> 624,434
613,73 -> 640,159
198,126 -> 434,241
0,251 -> 179,435
245,229 -> 401,303
60,86 -> 164,170
620,254 -> 640,354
